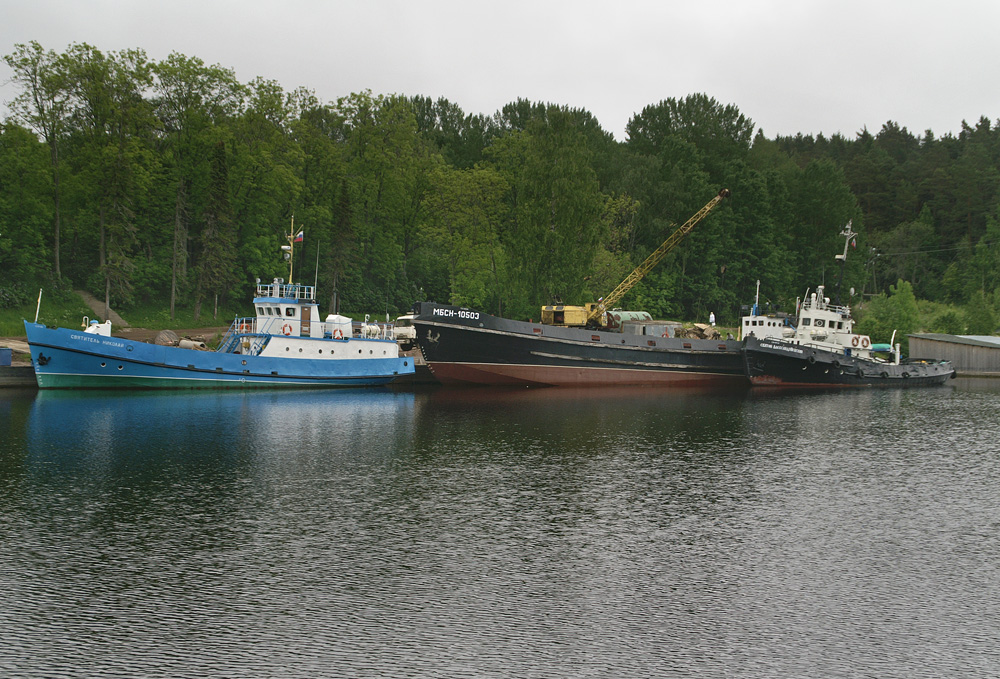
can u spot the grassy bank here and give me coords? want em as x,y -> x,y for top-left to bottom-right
1,293 -> 249,337
0,295 -> 91,337
121,302 -> 251,332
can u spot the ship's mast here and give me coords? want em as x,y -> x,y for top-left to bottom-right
834,221 -> 856,305
282,216 -> 303,285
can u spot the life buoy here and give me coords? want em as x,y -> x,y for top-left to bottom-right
852,336 -> 859,347
333,328 -> 343,339
239,322 -> 250,333
861,337 -> 870,348
282,323 -> 293,336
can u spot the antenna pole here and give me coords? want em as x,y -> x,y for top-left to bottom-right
288,216 -> 295,284
314,237 -> 320,291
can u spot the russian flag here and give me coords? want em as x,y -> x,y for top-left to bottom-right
294,231 -> 304,243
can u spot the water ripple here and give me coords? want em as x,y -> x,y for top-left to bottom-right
1,385 -> 999,677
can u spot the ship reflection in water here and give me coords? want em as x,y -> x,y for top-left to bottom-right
2,382 -> 999,678
25,387 -> 417,466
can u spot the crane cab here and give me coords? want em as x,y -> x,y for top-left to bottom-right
540,304 -> 599,327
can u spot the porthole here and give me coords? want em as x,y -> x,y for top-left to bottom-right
100,362 -> 106,367
298,348 -> 303,353
286,347 -> 290,352
117,365 -> 123,371
242,360 -> 247,365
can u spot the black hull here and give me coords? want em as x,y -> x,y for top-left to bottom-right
410,302 -> 746,387
743,336 -> 955,388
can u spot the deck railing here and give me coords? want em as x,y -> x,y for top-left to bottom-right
255,281 -> 315,300
221,314 -> 401,346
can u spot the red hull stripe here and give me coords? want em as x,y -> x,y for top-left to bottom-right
428,362 -> 747,387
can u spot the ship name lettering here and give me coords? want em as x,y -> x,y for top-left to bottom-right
761,342 -> 803,354
433,308 -> 479,320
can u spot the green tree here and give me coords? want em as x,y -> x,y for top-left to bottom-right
930,309 -> 965,335
856,279 -> 920,354
288,96 -> 347,310
410,95 -> 493,169
963,290 -> 997,335
152,52 -> 242,318
421,164 -> 508,309
193,141 -> 238,320
789,158 -> 861,290
587,192 -> 641,304
964,289 -> 998,335
485,106 -> 607,318
626,94 -> 754,180
872,205 -> 940,299
226,77 -> 303,287
331,92 -> 424,312
0,123 -> 52,285
60,43 -> 156,317
4,41 -> 70,279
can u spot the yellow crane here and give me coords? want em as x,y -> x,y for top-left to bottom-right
541,188 -> 731,328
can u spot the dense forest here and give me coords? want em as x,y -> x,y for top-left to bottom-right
3,41 -> 1000,334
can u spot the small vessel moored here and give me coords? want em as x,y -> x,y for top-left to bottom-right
411,301 -> 746,387
25,278 -> 414,389
411,189 -> 746,388
25,223 -> 414,389
741,225 -> 955,388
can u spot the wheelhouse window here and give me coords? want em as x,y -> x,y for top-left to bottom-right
257,306 -> 265,315
801,318 -> 811,326
285,307 -> 296,317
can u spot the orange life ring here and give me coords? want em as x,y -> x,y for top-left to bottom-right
861,337 -> 870,348
333,328 -> 343,339
282,323 -> 293,336
852,336 -> 859,347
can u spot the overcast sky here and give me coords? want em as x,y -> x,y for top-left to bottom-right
3,0 -> 999,142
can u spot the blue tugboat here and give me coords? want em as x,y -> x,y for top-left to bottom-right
25,278 -> 413,389
24,226 -> 414,389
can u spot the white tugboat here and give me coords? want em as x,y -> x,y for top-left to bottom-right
741,224 -> 955,388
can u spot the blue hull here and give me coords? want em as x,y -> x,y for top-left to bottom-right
24,321 -> 415,389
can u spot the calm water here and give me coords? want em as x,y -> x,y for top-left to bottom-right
2,380 -> 999,678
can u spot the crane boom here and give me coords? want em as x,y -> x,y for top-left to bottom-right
586,188 -> 731,325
